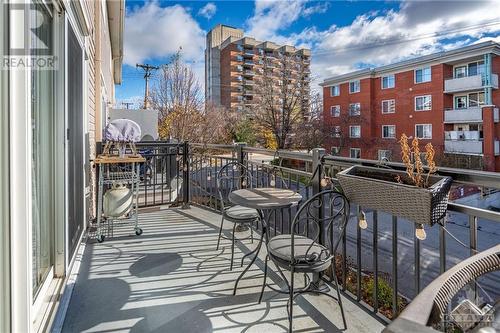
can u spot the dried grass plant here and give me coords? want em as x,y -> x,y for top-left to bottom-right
398,134 -> 437,188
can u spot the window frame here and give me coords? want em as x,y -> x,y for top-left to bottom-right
349,102 -> 361,116
381,125 -> 396,139
333,126 -> 341,138
349,80 -> 360,94
415,95 -> 432,111
350,148 -> 361,159
349,125 -> 361,138
381,74 -> 395,89
381,99 -> 396,114
330,105 -> 340,117
378,150 -> 392,161
414,66 -> 432,84
454,95 -> 468,109
330,85 -> 340,97
415,124 -> 432,139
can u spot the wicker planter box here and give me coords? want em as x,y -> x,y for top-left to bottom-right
337,165 -> 452,226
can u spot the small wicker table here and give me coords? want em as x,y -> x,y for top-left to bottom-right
229,187 -> 302,295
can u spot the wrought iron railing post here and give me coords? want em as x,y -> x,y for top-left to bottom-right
182,141 -> 190,209
235,142 -> 247,165
312,148 -> 325,242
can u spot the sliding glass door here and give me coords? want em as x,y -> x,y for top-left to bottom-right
31,3 -> 54,298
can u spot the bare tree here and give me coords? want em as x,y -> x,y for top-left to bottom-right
149,51 -> 203,120
293,92 -> 332,151
250,51 -> 310,149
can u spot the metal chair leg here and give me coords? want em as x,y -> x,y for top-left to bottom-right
251,220 -> 254,243
332,265 -> 347,330
230,223 -> 237,271
289,266 -> 295,332
258,255 -> 269,303
216,215 -> 225,250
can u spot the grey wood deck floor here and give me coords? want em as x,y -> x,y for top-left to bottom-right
59,206 -> 384,333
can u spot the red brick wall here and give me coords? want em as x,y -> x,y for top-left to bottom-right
324,64 -> 448,161
220,46 -> 233,109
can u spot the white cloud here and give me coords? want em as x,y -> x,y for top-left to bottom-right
244,0 -> 500,89
198,3 -> 217,20
124,1 -> 205,66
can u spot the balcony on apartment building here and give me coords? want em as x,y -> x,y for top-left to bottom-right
54,142 -> 500,333
444,130 -> 483,154
444,73 -> 499,93
242,70 -> 255,77
444,106 -> 483,123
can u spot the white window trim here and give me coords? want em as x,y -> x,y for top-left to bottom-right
415,124 -> 432,139
381,99 -> 395,114
330,105 -> 340,117
414,67 -> 432,84
350,148 -> 361,158
330,85 -> 340,97
452,61 -> 485,78
382,125 -> 396,139
349,80 -> 360,94
349,102 -> 361,116
378,149 -> 392,161
415,95 -> 432,111
349,125 -> 361,138
381,74 -> 395,89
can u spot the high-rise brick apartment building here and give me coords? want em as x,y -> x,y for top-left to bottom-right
205,25 -> 311,112
321,41 -> 500,171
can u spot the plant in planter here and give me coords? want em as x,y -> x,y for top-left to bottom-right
337,134 -> 452,239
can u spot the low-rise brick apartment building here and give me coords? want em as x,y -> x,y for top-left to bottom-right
321,41 -> 500,171
206,24 -> 311,112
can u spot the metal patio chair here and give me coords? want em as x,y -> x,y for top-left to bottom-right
259,189 -> 350,332
216,161 -> 260,270
384,244 -> 500,333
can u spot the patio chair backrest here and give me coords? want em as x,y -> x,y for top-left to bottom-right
289,189 -> 350,264
216,161 -> 254,210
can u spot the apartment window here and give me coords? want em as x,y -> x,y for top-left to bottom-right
349,80 -> 360,93
454,66 -> 467,78
349,103 -> 361,116
330,105 -> 340,117
237,44 -> 244,51
331,147 -> 340,155
333,126 -> 341,138
350,148 -> 361,159
330,85 -> 340,96
468,61 -> 485,76
378,150 -> 392,161
381,75 -> 395,89
382,125 -> 396,139
415,124 -> 432,139
455,96 -> 467,109
381,99 -> 395,114
415,95 -> 432,111
415,67 -> 432,83
469,92 -> 485,107
349,125 -> 361,138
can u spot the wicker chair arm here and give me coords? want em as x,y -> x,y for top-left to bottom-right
383,244 -> 500,333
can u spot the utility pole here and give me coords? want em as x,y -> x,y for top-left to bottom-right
136,63 -> 159,109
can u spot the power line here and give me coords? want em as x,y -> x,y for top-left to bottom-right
136,63 -> 159,109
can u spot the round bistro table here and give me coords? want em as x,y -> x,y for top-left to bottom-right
229,187 -> 302,295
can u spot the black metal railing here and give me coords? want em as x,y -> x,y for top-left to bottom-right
109,141 -> 500,323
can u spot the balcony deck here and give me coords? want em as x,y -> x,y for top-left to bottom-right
56,206 -> 384,333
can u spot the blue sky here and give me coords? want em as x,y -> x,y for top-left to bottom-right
117,0 -> 500,107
